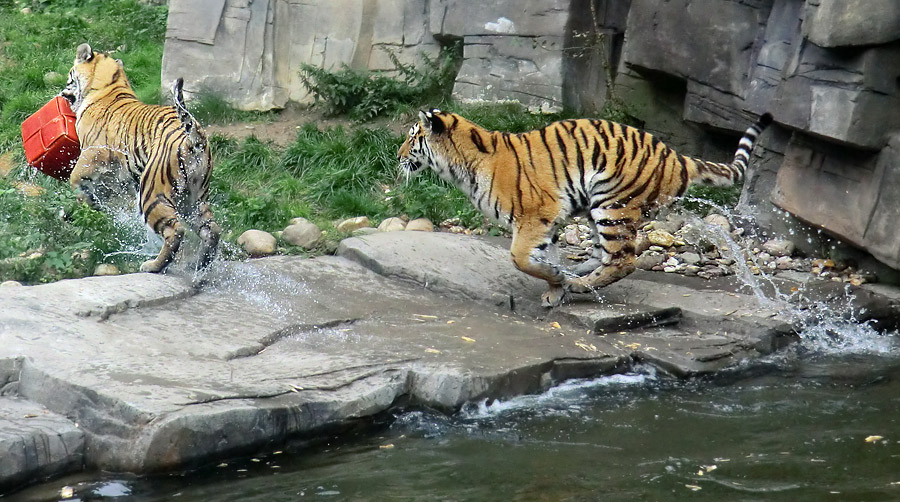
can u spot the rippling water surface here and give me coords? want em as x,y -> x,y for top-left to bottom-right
12,342 -> 900,502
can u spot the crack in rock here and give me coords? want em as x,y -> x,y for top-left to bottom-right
76,288 -> 198,321
226,318 -> 359,360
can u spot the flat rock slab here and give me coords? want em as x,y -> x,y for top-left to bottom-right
0,232 -> 809,490
0,255 -> 630,482
0,396 -> 83,491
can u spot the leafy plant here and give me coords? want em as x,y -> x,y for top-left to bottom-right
299,44 -> 460,121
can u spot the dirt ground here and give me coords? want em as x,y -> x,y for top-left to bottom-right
205,105 -> 412,146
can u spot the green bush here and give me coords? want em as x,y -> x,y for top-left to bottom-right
299,44 -> 460,121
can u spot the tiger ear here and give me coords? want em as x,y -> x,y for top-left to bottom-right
418,110 -> 445,135
76,43 -> 94,63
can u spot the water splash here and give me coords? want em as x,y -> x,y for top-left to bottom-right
459,367 -> 656,420
203,253 -> 315,321
679,197 -> 896,356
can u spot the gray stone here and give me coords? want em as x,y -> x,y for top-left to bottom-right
622,0 -> 765,95
8,231 -> 896,487
453,35 -> 566,110
677,252 -> 702,266
237,229 -> 277,257
804,0 -> 900,48
0,396 -> 83,492
431,0 -> 569,38
771,136 -> 880,250
762,239 -> 795,258
283,220 -> 323,249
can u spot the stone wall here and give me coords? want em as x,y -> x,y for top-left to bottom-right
162,0 -> 900,272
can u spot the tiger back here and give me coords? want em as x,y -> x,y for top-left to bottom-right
398,109 -> 771,307
61,43 -> 220,274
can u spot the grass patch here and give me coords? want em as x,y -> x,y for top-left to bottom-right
0,0 -> 167,149
0,167 -> 144,283
0,0 -> 166,282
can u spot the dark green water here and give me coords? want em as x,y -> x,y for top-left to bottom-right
10,339 -> 900,502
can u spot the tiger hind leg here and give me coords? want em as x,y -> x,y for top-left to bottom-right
140,196 -> 185,273
567,207 -> 639,294
509,218 -> 568,307
571,218 -> 604,276
193,201 -> 221,272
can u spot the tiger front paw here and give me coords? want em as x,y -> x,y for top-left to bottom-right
140,259 -> 165,273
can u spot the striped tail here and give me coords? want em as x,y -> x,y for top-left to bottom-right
171,78 -> 204,147
690,112 -> 773,187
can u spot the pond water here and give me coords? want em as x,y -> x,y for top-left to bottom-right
10,337 -> 900,502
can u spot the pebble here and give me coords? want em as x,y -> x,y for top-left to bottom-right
0,280 -> 23,288
93,264 -> 120,276
237,230 -> 276,257
378,217 -> 407,232
635,252 -> 665,270
647,229 -> 676,247
704,214 -> 731,231
405,218 -> 434,232
677,252 -> 701,266
283,219 -> 323,248
763,238 -> 795,257
336,216 -> 370,233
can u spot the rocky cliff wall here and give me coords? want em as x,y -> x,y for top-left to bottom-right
162,0 -> 900,272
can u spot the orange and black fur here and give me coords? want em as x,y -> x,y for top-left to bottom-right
61,43 -> 220,274
398,109 -> 772,306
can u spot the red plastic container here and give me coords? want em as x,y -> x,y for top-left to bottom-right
21,96 -> 80,180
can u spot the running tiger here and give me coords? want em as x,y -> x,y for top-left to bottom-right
61,43 -> 220,274
398,109 -> 772,307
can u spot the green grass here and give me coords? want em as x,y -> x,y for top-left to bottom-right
0,0 -> 165,282
207,122 -> 485,250
0,0 -> 166,149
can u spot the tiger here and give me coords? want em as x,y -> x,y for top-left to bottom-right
397,108 -> 772,307
60,43 -> 220,274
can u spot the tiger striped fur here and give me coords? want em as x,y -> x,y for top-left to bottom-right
397,109 -> 772,307
61,43 -> 220,274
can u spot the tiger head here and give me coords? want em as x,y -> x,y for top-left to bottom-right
61,43 -> 131,114
397,108 -> 450,177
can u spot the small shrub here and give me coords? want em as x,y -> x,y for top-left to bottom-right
299,43 -> 460,121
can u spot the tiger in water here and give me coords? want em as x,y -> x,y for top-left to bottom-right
61,43 -> 220,274
397,108 -> 772,307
